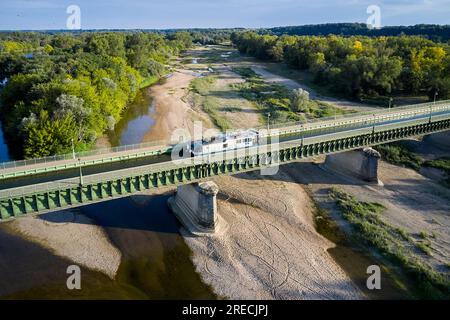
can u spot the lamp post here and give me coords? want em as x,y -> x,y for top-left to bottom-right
431,90 -> 438,121
266,112 -> 271,134
78,158 -> 83,186
388,97 -> 393,112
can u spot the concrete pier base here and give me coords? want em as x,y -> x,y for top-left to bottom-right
168,181 -> 221,236
322,147 -> 382,185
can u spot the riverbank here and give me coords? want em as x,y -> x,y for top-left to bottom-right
148,46 -> 372,299
143,68 -> 220,142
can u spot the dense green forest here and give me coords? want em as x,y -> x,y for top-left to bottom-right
0,31 -> 192,158
231,31 -> 450,100
265,23 -> 450,42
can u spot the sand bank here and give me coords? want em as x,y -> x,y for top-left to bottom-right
184,172 -> 364,299
7,210 -> 121,279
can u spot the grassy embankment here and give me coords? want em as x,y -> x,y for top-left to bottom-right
329,188 -> 450,299
230,67 -> 350,125
139,75 -> 160,89
375,142 -> 450,187
190,75 -> 232,131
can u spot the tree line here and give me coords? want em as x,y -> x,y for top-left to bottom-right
0,31 -> 192,158
231,31 -> 450,100
265,23 -> 450,42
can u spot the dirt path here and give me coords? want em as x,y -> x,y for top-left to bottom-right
249,65 -> 377,112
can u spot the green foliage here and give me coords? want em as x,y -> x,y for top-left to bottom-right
22,112 -> 78,158
266,23 -> 450,42
416,241 -> 432,256
0,32 -> 190,158
424,157 -> 450,174
374,142 -> 422,170
139,75 -> 159,89
231,66 -> 348,124
169,31 -> 193,49
231,31 -> 450,100
190,76 -> 217,95
330,188 -> 450,299
290,88 -> 310,112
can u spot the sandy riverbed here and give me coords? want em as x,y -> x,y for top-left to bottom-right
287,147 -> 450,277
6,210 -> 122,279
184,172 -> 364,299
144,70 -> 213,142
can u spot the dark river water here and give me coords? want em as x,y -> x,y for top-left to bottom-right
0,87 -> 216,299
107,89 -> 156,146
0,122 -> 11,162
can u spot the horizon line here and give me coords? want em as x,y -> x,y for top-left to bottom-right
1,22 -> 450,33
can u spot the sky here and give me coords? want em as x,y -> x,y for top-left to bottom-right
0,0 -> 449,30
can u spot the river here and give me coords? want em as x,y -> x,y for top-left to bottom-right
107,89 -> 156,146
0,86 -> 216,299
0,122 -> 11,163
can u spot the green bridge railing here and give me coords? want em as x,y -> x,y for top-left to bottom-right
1,112 -> 449,221
1,100 -> 449,180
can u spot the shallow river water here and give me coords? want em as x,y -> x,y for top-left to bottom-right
0,122 -> 10,163
0,86 -> 216,299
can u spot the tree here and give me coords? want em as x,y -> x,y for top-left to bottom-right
170,31 -> 193,49
55,94 -> 90,140
290,88 -> 310,112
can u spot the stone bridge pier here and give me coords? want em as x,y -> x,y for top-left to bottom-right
322,147 -> 382,184
168,181 -> 221,235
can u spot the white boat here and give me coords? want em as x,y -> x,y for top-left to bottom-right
190,129 -> 259,156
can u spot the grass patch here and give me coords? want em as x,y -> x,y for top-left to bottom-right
139,75 -> 159,89
330,188 -> 449,299
202,96 -> 231,131
419,231 -> 429,239
222,106 -> 241,113
416,241 -> 433,256
397,227 -> 414,242
374,141 -> 422,171
189,75 -> 231,131
190,76 -> 217,95
314,208 -> 344,244
424,157 -> 450,174
231,67 -> 349,125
